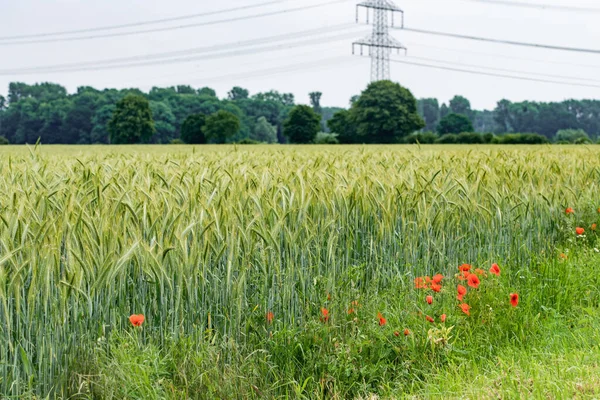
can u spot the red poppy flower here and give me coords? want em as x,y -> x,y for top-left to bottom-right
559,253 -> 567,259
565,207 -> 574,215
432,274 -> 444,284
592,224 -> 597,231
459,264 -> 471,272
266,311 -> 274,324
441,314 -> 447,323
404,328 -> 410,336
426,295 -> 433,305
347,308 -> 355,315
394,331 -> 400,337
459,303 -> 471,316
490,263 -> 501,276
467,274 -> 480,288
425,276 -> 432,284
377,312 -> 387,326
327,293 -> 331,301
129,314 -> 145,327
457,285 -> 467,301
320,308 -> 330,323
431,283 -> 442,293
475,268 -> 486,276
426,315 -> 434,323
576,227 -> 585,235
414,277 -> 426,289
510,293 -> 519,307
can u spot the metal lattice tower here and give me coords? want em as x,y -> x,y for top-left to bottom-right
352,0 -> 406,82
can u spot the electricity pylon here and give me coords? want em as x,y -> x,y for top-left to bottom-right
352,0 -> 406,81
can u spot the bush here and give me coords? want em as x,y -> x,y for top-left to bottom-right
169,139 -> 185,144
236,138 -> 262,145
404,132 -> 438,144
494,133 -> 549,144
482,132 -> 495,144
0,136 -> 9,145
180,114 -> 207,144
435,134 -> 458,144
314,132 -> 339,144
456,132 -> 485,144
555,129 -> 589,144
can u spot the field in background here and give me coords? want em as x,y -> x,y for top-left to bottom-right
1,145 -> 600,398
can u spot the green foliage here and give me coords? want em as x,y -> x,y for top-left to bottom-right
251,116 -> 277,143
169,139 -> 184,144
448,95 -> 474,120
236,138 -> 262,144
493,133 -> 549,144
435,134 -> 459,144
149,101 -> 176,144
0,135 -> 9,145
314,132 -> 339,144
227,86 -> 249,101
204,110 -> 240,144
108,95 -> 155,144
180,114 -> 207,144
555,128 -> 590,144
327,109 -> 356,144
283,105 -> 321,144
417,98 -> 440,132
349,80 -> 425,143
437,113 -> 474,135
404,131 -> 438,144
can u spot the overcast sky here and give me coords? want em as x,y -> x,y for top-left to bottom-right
0,0 -> 598,110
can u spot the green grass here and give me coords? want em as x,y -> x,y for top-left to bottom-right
0,144 -> 599,398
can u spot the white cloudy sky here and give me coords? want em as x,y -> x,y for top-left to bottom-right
0,0 -> 598,110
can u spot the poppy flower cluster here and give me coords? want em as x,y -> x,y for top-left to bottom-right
414,274 -> 442,292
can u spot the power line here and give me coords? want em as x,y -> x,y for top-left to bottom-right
0,0 -> 293,41
0,0 -> 354,46
390,59 -> 600,89
398,27 -> 600,54
458,0 -> 600,13
0,24 -> 359,74
0,31 -> 365,75
405,41 -> 600,70
405,55 -> 600,83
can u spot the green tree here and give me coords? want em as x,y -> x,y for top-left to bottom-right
91,104 -> 115,144
349,80 -> 424,143
228,87 -> 249,101
204,110 -> 240,144
180,114 -> 207,144
108,95 -> 155,144
449,95 -> 473,120
437,113 -> 474,135
149,101 -> 176,143
309,92 -> 323,115
284,105 -> 321,144
252,116 -> 277,143
327,109 -> 357,144
417,98 -> 440,131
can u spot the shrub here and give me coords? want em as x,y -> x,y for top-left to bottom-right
236,138 -> 262,145
555,129 -> 589,144
404,132 -> 438,144
456,132 -> 485,144
314,132 -> 339,144
494,133 -> 549,144
437,113 -> 474,135
169,139 -> 185,144
436,134 -> 459,144
0,136 -> 9,145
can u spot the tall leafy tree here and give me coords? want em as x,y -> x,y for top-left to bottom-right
349,80 -> 424,143
437,113 -> 474,134
90,104 -> 115,144
228,87 -> 249,101
309,92 -> 322,115
449,95 -> 474,120
108,95 -> 155,144
180,114 -> 207,144
149,101 -> 176,143
327,109 -> 357,144
204,110 -> 240,144
252,116 -> 277,143
417,98 -> 440,131
284,105 -> 321,144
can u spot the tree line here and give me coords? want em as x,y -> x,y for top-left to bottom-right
0,81 -> 598,145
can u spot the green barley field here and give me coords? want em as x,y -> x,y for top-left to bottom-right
1,144 -> 600,399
